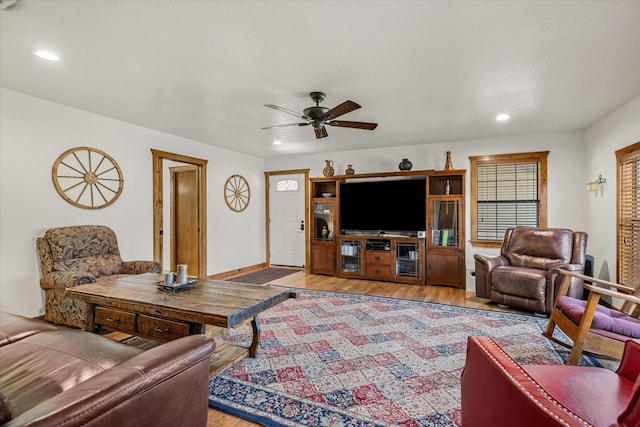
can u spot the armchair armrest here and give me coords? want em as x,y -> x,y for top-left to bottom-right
474,254 -> 509,270
461,336 -> 589,427
473,254 -> 509,298
555,269 -> 635,293
39,271 -> 96,291
547,264 -> 586,308
553,263 -> 584,272
122,260 -> 162,275
554,268 -> 640,313
617,340 -> 640,382
583,283 -> 640,306
616,341 -> 640,427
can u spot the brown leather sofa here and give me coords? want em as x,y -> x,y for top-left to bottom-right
474,226 -> 588,314
37,225 -> 161,329
0,311 -> 215,427
461,336 -> 640,427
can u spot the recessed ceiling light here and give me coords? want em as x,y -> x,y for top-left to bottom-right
273,140 -> 282,145
31,49 -> 60,61
496,113 -> 510,122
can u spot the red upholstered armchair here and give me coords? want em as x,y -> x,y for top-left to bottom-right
461,336 -> 640,427
474,226 -> 588,314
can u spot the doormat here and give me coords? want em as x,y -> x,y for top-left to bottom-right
228,268 -> 299,285
209,289 -> 598,427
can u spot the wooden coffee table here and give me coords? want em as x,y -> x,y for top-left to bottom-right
66,273 -> 292,362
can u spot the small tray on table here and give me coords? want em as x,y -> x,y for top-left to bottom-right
157,279 -> 198,293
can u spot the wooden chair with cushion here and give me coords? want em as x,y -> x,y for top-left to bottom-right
37,225 -> 161,330
543,268 -> 640,365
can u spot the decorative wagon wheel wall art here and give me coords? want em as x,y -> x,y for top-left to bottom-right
224,174 -> 250,212
52,147 -> 124,209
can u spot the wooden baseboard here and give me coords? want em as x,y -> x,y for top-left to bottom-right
207,262 -> 268,280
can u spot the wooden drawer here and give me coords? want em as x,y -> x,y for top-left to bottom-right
138,315 -> 190,341
366,264 -> 392,280
95,307 -> 136,333
365,251 -> 391,265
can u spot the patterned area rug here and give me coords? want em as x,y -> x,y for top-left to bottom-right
209,290 -> 597,427
229,268 -> 299,285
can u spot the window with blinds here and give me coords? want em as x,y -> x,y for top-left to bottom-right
470,151 -> 548,247
617,142 -> 640,290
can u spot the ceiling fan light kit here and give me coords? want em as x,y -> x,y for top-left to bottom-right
263,91 -> 378,139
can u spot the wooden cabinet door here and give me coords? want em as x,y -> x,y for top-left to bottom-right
310,243 -> 336,275
427,250 -> 465,288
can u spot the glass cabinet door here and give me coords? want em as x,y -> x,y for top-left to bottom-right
430,200 -> 459,247
313,201 -> 335,241
340,239 -> 362,273
396,242 -> 420,277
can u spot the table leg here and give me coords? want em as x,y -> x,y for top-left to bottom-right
249,315 -> 260,358
86,303 -> 96,333
190,322 -> 206,335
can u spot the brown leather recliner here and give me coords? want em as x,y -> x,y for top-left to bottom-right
474,226 -> 588,314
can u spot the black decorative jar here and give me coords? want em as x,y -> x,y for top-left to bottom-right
399,158 -> 413,171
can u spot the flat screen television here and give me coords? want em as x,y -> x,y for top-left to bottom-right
339,177 -> 426,235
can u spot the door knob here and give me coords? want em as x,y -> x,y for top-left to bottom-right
300,220 -> 304,231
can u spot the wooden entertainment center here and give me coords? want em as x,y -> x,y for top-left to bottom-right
310,169 -> 466,288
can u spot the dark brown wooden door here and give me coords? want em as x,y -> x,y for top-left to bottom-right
427,250 -> 464,288
171,165 -> 199,274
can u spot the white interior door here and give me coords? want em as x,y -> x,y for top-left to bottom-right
269,173 -> 305,267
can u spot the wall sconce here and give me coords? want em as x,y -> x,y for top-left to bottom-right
587,174 -> 606,192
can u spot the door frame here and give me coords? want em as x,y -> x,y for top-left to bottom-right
264,169 -> 310,269
170,164 -> 199,272
152,149 -> 207,278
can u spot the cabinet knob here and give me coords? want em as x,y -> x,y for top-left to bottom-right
106,317 -> 121,323
154,326 -> 170,333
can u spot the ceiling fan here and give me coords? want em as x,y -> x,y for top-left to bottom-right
262,91 -> 378,139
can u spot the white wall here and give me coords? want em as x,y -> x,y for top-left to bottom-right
0,89 -> 266,317
3,88 -> 635,317
265,131 -> 588,291
584,95 -> 640,281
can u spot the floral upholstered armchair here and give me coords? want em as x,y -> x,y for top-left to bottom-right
37,225 -> 161,329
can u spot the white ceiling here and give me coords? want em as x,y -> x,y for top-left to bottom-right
1,1 -> 639,159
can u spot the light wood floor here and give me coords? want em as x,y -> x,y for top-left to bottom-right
207,269 -> 520,427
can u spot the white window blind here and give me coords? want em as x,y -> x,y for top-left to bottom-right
476,162 -> 540,240
617,143 -> 640,291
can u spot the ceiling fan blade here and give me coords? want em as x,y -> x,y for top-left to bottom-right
264,104 -> 310,120
325,100 -> 361,120
326,120 -> 378,130
314,126 -> 328,139
261,122 -> 310,130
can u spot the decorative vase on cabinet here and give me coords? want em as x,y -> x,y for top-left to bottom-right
399,158 -> 413,171
323,160 -> 335,177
